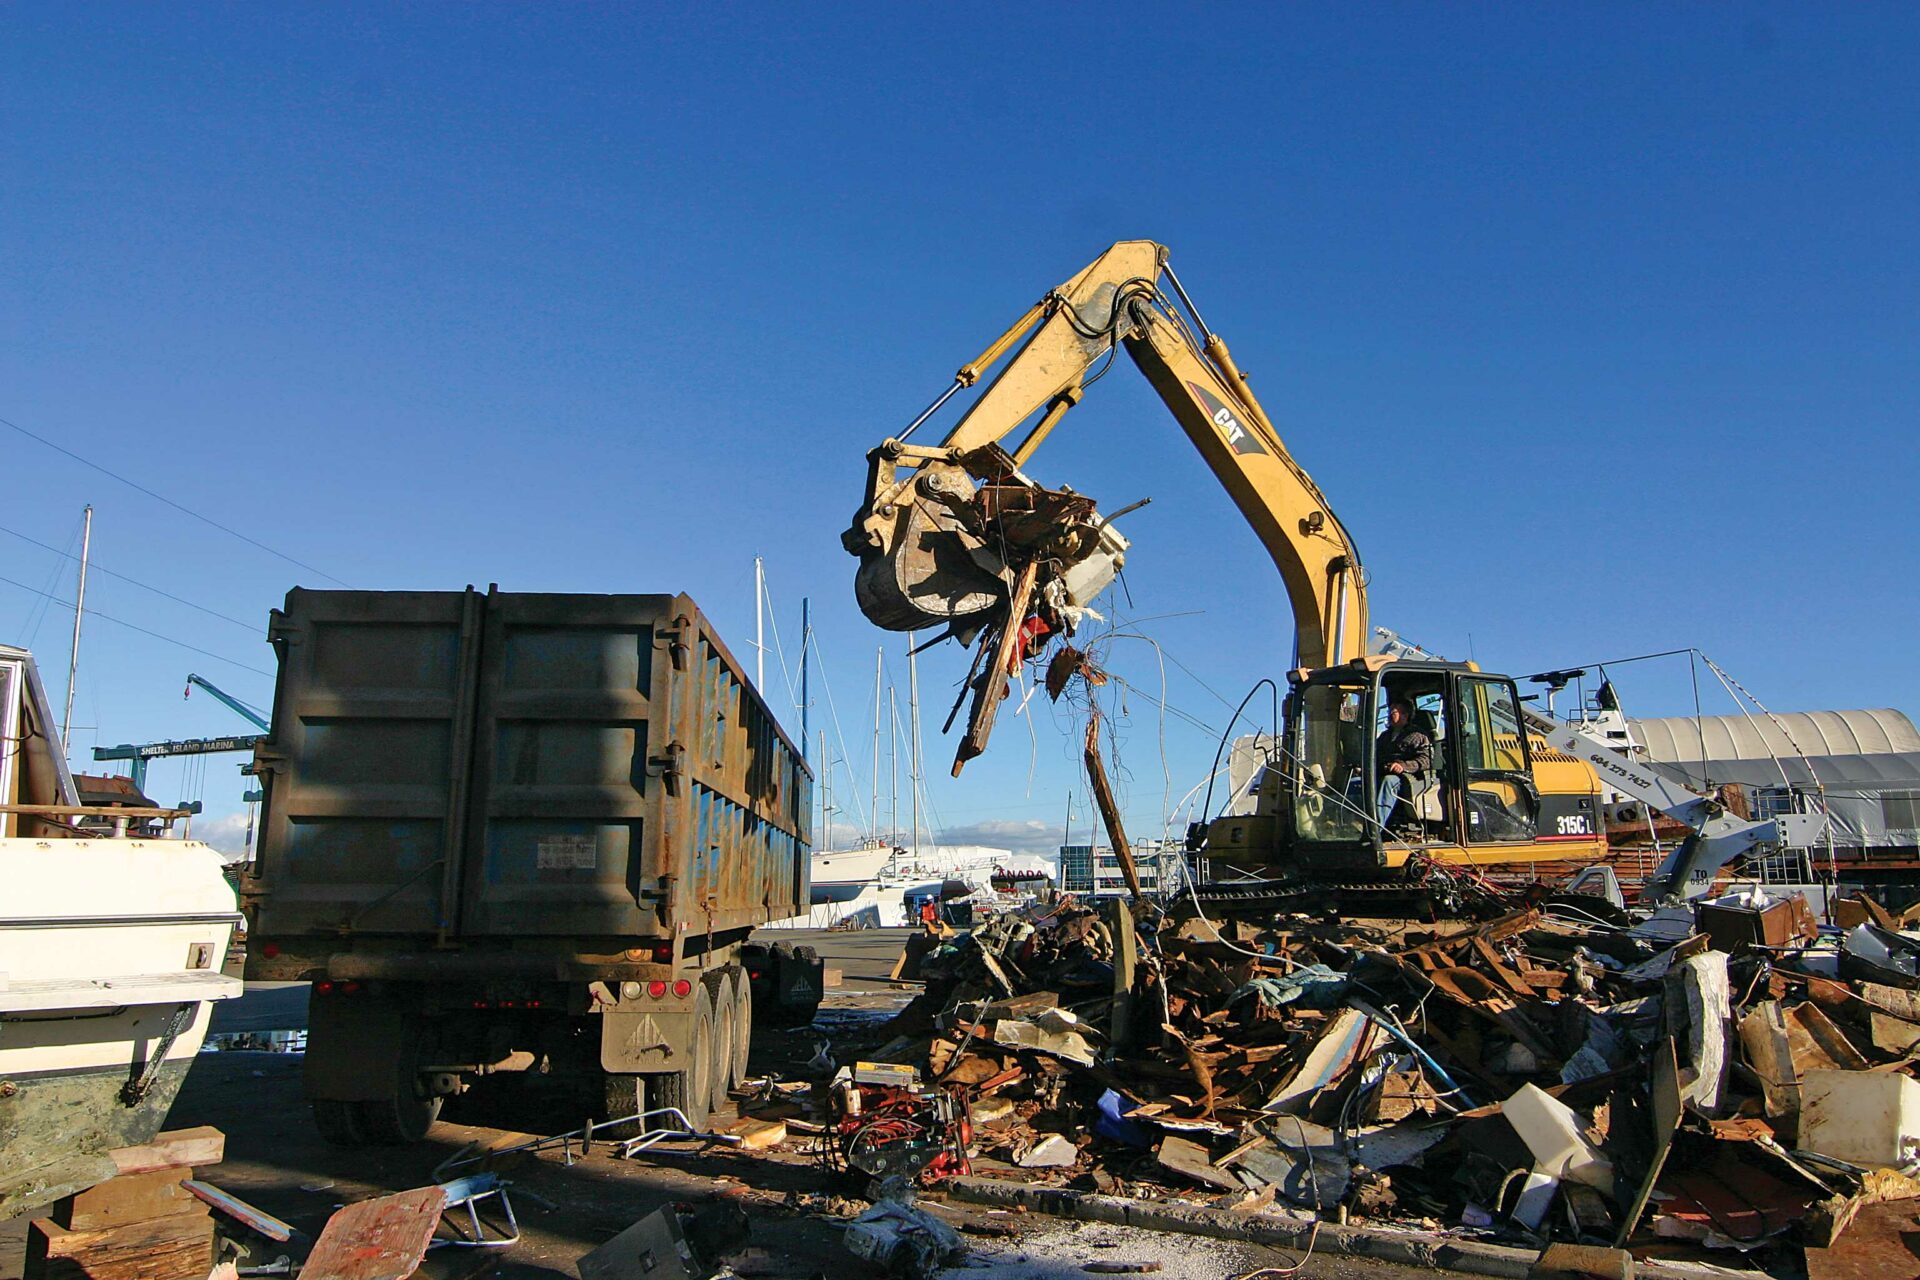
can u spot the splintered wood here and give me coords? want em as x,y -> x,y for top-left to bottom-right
25,1128 -> 225,1280
952,561 -> 1039,776
1082,714 -> 1144,903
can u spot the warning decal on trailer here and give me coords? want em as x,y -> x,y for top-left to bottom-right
537,834 -> 598,870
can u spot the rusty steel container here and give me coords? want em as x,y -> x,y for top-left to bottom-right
245,587 -> 811,948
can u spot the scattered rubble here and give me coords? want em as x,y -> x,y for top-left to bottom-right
45,883 -> 1920,1278
742,884 -> 1920,1278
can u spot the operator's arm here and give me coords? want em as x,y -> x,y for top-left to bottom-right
1388,732 -> 1433,777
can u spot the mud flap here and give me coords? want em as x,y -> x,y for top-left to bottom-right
305,993 -> 415,1102
601,1007 -> 693,1074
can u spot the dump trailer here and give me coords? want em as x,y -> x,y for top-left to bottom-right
242,588 -> 818,1145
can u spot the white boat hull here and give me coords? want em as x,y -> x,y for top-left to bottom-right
0,838 -> 243,1218
809,846 -> 897,903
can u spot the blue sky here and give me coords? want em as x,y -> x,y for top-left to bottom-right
4,6 -> 1915,854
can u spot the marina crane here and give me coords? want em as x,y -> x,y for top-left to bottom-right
184,673 -> 270,731
92,673 -> 267,794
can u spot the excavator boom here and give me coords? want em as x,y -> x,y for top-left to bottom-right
843,240 -> 1367,671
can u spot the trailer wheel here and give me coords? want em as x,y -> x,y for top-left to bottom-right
310,1099 -> 367,1147
647,982 -> 715,1131
354,1088 -> 442,1145
598,1072 -> 646,1138
353,1023 -> 443,1145
729,965 -> 752,1090
709,975 -> 738,1112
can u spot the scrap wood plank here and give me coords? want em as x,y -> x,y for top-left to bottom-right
722,1116 -> 788,1150
301,1186 -> 447,1280
65,1168 -> 204,1230
1470,936 -> 1537,997
106,1126 -> 224,1176
952,561 -> 1039,776
183,1181 -> 294,1241
1156,1135 -> 1241,1191
30,1212 -> 215,1280
1472,909 -> 1541,943
971,1065 -> 1025,1094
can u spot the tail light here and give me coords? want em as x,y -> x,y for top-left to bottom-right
314,979 -> 335,995
261,943 -> 281,959
647,980 -> 668,999
650,943 -> 673,964
671,979 -> 693,998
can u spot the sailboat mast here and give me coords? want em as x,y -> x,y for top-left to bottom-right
62,504 -> 92,753
753,556 -> 765,693
799,597 -> 810,764
908,631 -> 923,859
871,647 -> 882,843
889,685 -> 899,847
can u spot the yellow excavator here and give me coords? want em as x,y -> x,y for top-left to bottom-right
842,240 -> 1608,901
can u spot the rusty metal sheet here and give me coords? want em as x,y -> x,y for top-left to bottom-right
301,1185 -> 446,1280
1806,1201 -> 1920,1280
1615,1035 -> 1682,1247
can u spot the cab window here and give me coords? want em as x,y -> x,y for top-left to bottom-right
1458,676 -> 1536,842
1290,684 -> 1368,843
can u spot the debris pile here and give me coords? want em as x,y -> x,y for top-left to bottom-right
816,885 -> 1920,1275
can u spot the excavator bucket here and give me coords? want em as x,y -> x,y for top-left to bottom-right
851,460 -> 1011,634
847,445 -> 1129,638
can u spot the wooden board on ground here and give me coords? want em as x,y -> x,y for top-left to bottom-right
301,1186 -> 448,1280
1155,1135 -> 1241,1191
184,1180 -> 295,1242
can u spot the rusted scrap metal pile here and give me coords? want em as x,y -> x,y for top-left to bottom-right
849,886 -> 1920,1274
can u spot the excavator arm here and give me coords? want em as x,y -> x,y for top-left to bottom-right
843,239 -> 1368,673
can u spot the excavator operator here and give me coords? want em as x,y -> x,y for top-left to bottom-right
1375,698 -> 1433,829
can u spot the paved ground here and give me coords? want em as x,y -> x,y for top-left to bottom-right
2,927 -> 1435,1280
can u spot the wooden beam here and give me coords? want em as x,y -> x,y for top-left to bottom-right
1084,716 -> 1143,903
108,1126 -> 224,1176
952,561 -> 1039,776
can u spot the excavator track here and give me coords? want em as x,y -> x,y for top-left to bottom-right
1184,875 -> 1519,922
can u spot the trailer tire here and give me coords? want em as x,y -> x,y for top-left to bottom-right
729,965 -> 752,1090
647,982 -> 715,1131
599,1072 -> 646,1138
311,1098 -> 367,1147
709,975 -> 737,1111
354,1089 -> 442,1146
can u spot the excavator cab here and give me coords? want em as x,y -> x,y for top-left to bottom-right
1207,657 -> 1597,881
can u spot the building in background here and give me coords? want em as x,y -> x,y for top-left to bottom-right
1058,839 -> 1185,898
1629,708 -> 1920,859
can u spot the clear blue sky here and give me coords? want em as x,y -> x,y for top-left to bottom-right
4,6 -> 1915,854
